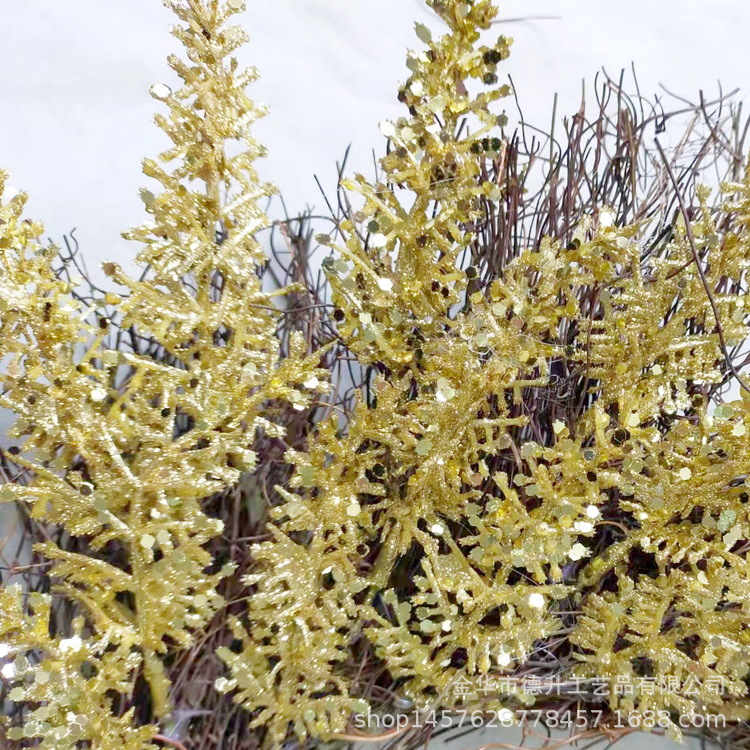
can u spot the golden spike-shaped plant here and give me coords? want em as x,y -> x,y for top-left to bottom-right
0,0 -> 323,743
0,173 -> 159,748
559,187 -> 750,733
0,585 -> 157,749
218,0 -> 573,741
443,172 -> 750,735
219,1 -> 750,745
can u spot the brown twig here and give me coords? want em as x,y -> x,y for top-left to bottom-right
154,735 -> 191,750
655,136 -> 750,395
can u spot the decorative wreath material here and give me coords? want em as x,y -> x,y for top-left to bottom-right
1,1 -> 750,749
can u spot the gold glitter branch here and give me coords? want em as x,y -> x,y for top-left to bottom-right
0,0 -> 323,745
221,0 -> 750,745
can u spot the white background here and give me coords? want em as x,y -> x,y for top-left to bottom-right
2,1 -> 750,278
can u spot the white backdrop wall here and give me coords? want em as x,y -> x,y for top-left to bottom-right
2,1 -> 750,279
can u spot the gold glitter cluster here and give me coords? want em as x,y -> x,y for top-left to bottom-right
0,0 -> 322,747
219,0 -> 750,744
1,0 -> 750,747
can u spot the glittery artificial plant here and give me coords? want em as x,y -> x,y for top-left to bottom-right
219,0 -> 750,745
0,0 -> 323,746
2,0 -> 750,748
219,0 -> 568,740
